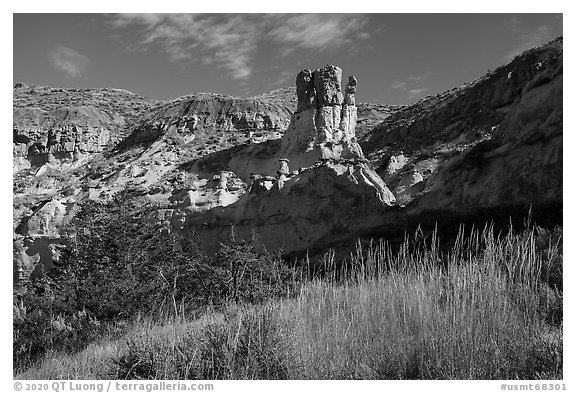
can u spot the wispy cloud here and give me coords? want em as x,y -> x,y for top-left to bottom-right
49,46 -> 90,78
505,17 -> 560,60
391,81 -> 407,90
109,14 -> 258,80
106,14 -> 369,81
391,76 -> 428,99
267,14 -> 368,56
272,69 -> 295,87
407,88 -> 428,98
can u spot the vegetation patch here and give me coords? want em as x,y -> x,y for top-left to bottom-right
16,221 -> 562,380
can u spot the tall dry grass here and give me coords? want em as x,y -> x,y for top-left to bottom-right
17,225 -> 562,380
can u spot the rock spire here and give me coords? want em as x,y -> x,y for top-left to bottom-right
281,64 -> 364,166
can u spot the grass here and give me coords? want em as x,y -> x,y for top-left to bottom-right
16,224 -> 562,380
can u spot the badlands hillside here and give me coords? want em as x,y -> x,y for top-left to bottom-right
13,37 -> 562,287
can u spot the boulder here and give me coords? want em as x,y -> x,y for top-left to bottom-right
277,159 -> 290,176
386,153 -> 408,176
25,199 -> 68,238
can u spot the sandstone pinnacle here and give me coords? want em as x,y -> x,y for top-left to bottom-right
296,70 -> 315,112
345,76 -> 358,105
314,65 -> 344,107
281,64 -> 364,164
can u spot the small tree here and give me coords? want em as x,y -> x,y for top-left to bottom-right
213,228 -> 299,304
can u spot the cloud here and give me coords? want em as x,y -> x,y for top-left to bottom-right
391,81 -> 407,90
49,46 -> 90,78
407,88 -> 428,98
407,75 -> 427,82
505,21 -> 559,60
391,77 -> 428,99
358,32 -> 370,40
272,70 -> 294,86
108,14 -> 258,80
267,14 -> 368,56
106,14 -> 370,81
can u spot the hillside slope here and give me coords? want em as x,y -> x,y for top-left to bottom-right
360,37 -> 562,215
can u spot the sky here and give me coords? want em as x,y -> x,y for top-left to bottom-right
13,13 -> 563,106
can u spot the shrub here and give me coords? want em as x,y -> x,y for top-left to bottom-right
212,233 -> 299,304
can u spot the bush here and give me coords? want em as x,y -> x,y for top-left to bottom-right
212,233 -> 299,304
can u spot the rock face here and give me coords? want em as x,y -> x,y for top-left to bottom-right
187,161 -> 396,254
13,86 -> 159,173
314,65 -> 344,106
344,76 -> 358,105
13,106 -> 121,171
119,91 -> 294,150
415,48 -> 562,214
13,197 -> 77,285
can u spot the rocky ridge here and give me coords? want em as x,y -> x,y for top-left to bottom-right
360,37 -> 563,212
13,85 -> 159,170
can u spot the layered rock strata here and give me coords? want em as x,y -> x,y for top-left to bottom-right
13,106 -> 122,172
120,92 -> 294,148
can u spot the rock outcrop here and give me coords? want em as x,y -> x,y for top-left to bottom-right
296,70 -> 315,112
415,47 -> 562,214
280,65 -> 365,169
119,91 -> 295,150
180,66 -> 396,254
13,86 -> 159,173
13,106 -> 121,171
13,197 -> 77,286
12,86 -> 159,286
12,69 -> 401,284
179,38 -> 563,254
